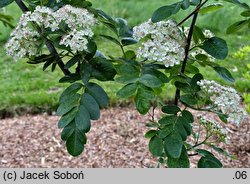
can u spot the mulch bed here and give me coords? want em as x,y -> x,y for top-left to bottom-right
0,107 -> 249,168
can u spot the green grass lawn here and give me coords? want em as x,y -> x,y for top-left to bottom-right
0,0 -> 250,115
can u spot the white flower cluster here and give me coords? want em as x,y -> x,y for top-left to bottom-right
133,19 -> 186,68
184,27 -> 215,62
5,5 -> 96,59
197,80 -> 248,125
197,115 -> 227,143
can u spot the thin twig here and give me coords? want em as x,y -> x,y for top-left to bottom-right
174,3 -> 201,105
177,0 -> 209,26
15,0 -> 71,75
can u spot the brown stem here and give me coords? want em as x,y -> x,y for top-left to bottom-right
174,4 -> 201,105
14,0 -> 71,75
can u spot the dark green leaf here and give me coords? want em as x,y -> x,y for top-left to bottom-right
0,0 -> 14,8
58,107 -> 78,129
181,0 -> 190,10
180,94 -> 198,105
149,136 -> 164,156
135,85 -> 154,114
182,110 -> 194,124
158,124 -> 173,139
81,93 -> 100,120
193,26 -> 205,44
61,121 -> 74,141
117,83 -> 138,98
213,66 -> 235,83
222,0 -> 250,9
59,74 -> 81,83
100,35 -> 121,46
59,83 -> 83,103
190,0 -> 201,6
167,146 -> 190,168
90,57 -> 116,81
151,3 -> 181,23
65,55 -> 82,69
143,68 -> 169,83
241,10 -> 250,17
66,129 -> 86,156
159,115 -> 177,125
75,105 -> 91,133
162,105 -> 181,114
139,74 -> 163,88
198,155 -> 223,168
145,130 -> 157,139
121,37 -> 138,46
202,37 -> 228,60
57,93 -> 80,116
226,20 -> 249,34
27,54 -> 55,64
164,131 -> 183,159
86,83 -> 109,108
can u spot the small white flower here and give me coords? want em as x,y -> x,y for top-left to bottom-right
197,80 -> 248,125
133,19 -> 186,68
5,5 -> 96,59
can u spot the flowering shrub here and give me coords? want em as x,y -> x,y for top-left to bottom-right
1,0 -> 249,168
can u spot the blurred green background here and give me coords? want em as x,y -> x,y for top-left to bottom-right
0,0 -> 250,116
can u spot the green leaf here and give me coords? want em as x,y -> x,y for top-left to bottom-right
57,93 -> 80,116
59,83 -> 83,103
202,37 -> 228,60
27,54 -> 55,64
167,146 -> 190,168
86,83 -> 109,108
139,74 -> 163,88
211,145 -> 235,159
161,105 -> 181,114
158,124 -> 173,139
149,136 -> 164,156
145,130 -> 157,139
159,115 -> 177,125
181,0 -> 190,10
199,3 -> 224,14
61,121 -> 74,141
100,35 -> 121,46
65,55 -> 82,69
226,20 -> 249,34
164,131 -> 183,159
0,0 -> 14,8
193,26 -> 205,44
81,93 -> 100,120
121,37 -> 138,46
59,74 -> 81,83
90,57 -> 116,81
190,73 -> 204,92
182,110 -> 194,124
151,3 -> 181,23
198,155 -> 223,168
213,66 -> 235,83
75,105 -> 91,133
143,68 -> 169,83
135,85 -> 154,114
66,129 -> 86,156
58,107 -> 78,129
190,0 -> 201,6
180,94 -> 198,105
241,10 -> 250,17
222,0 -> 250,10
117,83 -> 138,98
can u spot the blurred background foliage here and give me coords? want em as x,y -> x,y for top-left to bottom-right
0,0 -> 249,116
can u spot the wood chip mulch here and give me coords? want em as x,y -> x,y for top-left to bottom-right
0,107 -> 249,168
